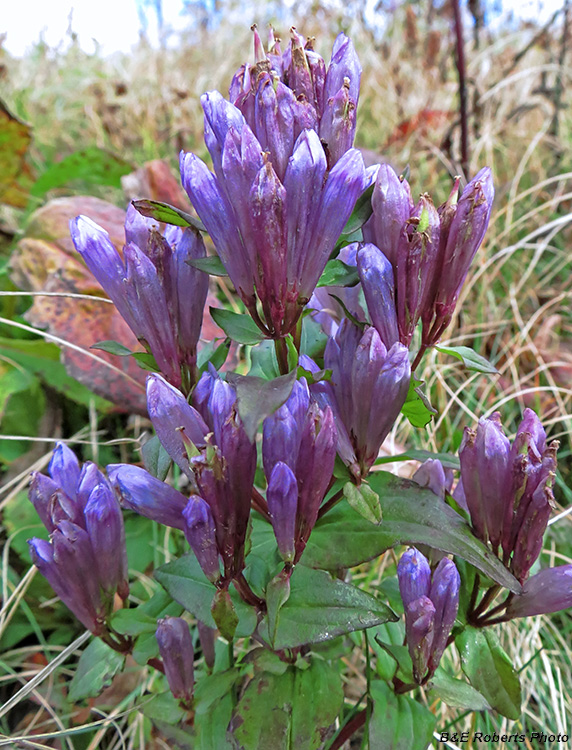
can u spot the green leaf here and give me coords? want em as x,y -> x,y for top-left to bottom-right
0,337 -> 112,411
300,314 -> 329,360
401,377 -> 437,428
132,199 -> 206,232
435,345 -> 499,374
140,690 -> 186,725
266,572 -> 291,644
341,183 -> 374,236
209,307 -> 266,346
31,146 -> 131,196
302,471 -> 521,593
211,589 -> 239,641
368,680 -> 436,750
141,434 -> 172,482
296,366 -> 332,385
228,370 -> 297,442
186,255 -> 228,276
154,554 -> 257,638
195,692 -> 234,749
457,627 -> 521,719
131,351 -> 160,372
317,259 -> 359,288
91,340 -> 133,356
68,638 -> 125,702
111,590 -> 182,636
259,565 -> 397,650
199,338 -> 231,373
232,659 -> 343,750
428,668 -> 492,711
194,669 -> 241,716
343,481 -> 382,524
248,340 -> 280,380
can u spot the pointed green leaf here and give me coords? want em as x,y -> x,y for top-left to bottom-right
68,638 -> 125,702
401,377 -> 437,428
141,435 -> 172,481
343,481 -> 382,524
368,680 -> 436,750
228,370 -> 297,442
266,572 -> 291,644
132,199 -> 206,231
317,259 -> 359,288
91,340 -> 133,356
209,307 -> 266,346
232,659 -> 343,750
186,255 -> 228,276
457,627 -> 521,719
260,565 -> 397,650
428,668 -> 492,711
435,345 -> 499,374
302,471 -> 521,593
154,554 -> 256,638
211,589 -> 239,641
341,182 -> 374,236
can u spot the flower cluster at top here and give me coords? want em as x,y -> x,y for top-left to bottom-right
28,26 -> 572,694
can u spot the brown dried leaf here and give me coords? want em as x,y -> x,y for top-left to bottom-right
0,99 -> 34,207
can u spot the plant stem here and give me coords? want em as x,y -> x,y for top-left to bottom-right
233,572 -> 266,612
329,708 -> 367,750
274,337 -> 290,375
317,488 -> 345,520
251,487 -> 270,520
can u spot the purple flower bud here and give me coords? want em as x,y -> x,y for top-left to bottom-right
319,80 -> 357,167
29,472 -> 59,532
263,405 -> 300,476
362,164 -> 413,267
510,477 -> 553,583
323,33 -> 361,110
84,483 -> 129,598
254,74 -> 296,182
325,321 -> 411,475
156,617 -> 194,703
183,497 -> 221,583
76,462 -> 109,510
506,566 -> 572,618
413,459 -> 453,501
107,464 -> 188,530
397,547 -> 432,608
48,442 -> 81,502
423,168 -> 494,343
146,374 -> 209,478
405,596 -> 435,683
52,521 -> 106,633
428,558 -> 460,672
28,537 -> 103,633
395,194 -> 440,346
267,462 -> 298,563
459,413 -> 512,551
357,244 -> 399,349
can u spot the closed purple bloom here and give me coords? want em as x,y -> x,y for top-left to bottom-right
362,163 -> 413,267
506,566 -> 572,618
267,462 -> 298,563
107,463 -> 188,530
428,558 -> 460,673
156,617 -> 194,704
356,243 -> 399,349
397,547 -> 431,607
84,483 -> 129,599
70,207 -> 208,391
183,497 -> 221,583
181,30 -> 366,338
48,442 -> 81,502
458,409 -> 559,586
29,473 -> 59,532
398,548 -> 459,683
263,383 -> 336,564
325,321 -> 411,477
422,168 -> 494,346
459,413 -> 512,551
413,459 -> 454,501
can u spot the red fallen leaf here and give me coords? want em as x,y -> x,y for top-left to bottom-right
0,99 -> 34,207
10,195 -> 148,414
383,109 -> 453,149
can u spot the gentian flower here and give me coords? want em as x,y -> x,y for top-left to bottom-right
180,29 -> 366,339
262,380 -> 337,565
111,370 -> 256,583
306,321 -> 410,479
70,205 -> 209,391
28,443 -> 128,634
398,548 -> 460,683
459,409 -> 558,583
156,617 -> 194,705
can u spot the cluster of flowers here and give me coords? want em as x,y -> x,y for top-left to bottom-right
28,26 -> 572,701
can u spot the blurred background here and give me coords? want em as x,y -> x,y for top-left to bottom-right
1,1 -> 571,746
